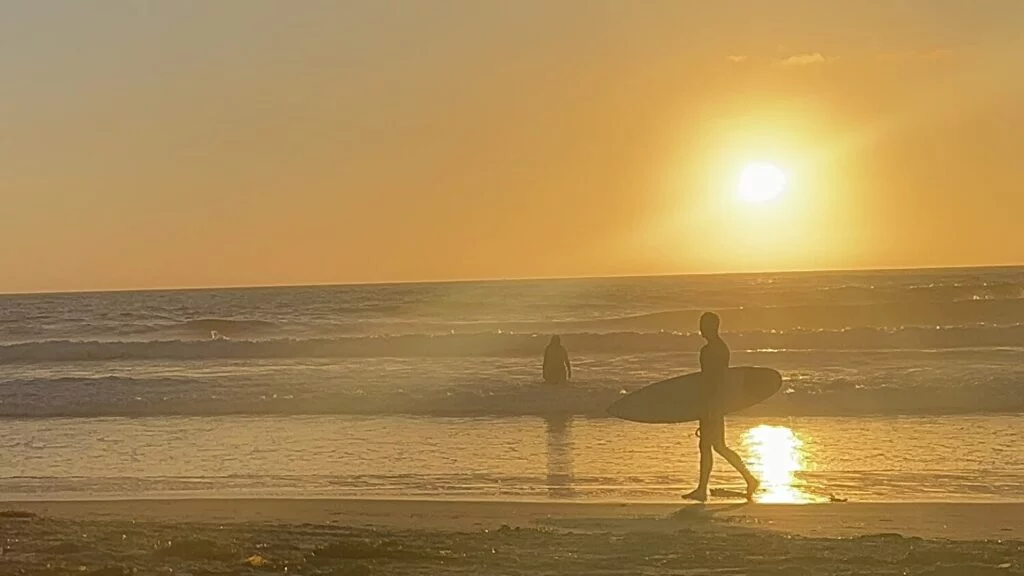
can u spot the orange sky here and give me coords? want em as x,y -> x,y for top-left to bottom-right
2,1 -> 1023,292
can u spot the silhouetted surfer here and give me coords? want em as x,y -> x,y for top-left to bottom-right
682,312 -> 760,502
543,335 -> 572,384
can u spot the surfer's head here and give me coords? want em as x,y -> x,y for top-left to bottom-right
549,335 -> 562,347
699,312 -> 720,339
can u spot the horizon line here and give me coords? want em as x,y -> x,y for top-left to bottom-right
1,262 -> 1022,298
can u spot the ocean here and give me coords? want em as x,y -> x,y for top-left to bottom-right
2,267 -> 1023,503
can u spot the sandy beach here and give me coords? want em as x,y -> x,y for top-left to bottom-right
3,498 -> 1023,575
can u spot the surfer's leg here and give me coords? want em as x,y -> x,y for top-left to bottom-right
710,418 -> 759,499
682,419 -> 714,501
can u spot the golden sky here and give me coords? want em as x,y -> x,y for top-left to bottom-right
2,1 -> 1023,292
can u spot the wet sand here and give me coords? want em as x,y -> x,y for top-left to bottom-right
3,499 -> 1023,575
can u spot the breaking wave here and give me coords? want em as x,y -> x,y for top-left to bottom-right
1,372 -> 1022,419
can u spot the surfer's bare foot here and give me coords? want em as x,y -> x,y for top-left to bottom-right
745,479 -> 761,502
682,488 -> 707,502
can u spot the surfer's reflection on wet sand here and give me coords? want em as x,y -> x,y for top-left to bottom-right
743,425 -> 814,503
545,414 -> 575,499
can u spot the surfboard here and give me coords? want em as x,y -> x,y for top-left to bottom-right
606,366 -> 782,424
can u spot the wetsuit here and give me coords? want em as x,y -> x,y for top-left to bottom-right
698,336 -> 729,443
543,345 -> 570,384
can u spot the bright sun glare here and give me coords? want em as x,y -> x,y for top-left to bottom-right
743,424 -> 813,503
737,162 -> 787,203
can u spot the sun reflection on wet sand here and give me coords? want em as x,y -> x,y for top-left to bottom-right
545,414 -> 575,499
743,424 -> 816,503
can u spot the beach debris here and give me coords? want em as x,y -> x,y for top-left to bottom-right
84,568 -> 132,576
829,494 -> 848,503
154,538 -> 226,560
246,554 -> 266,567
0,510 -> 37,519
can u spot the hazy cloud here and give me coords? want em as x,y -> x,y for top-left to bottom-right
776,52 -> 831,66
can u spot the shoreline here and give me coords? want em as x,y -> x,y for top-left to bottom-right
6,497 -> 1024,541
5,498 -> 1023,574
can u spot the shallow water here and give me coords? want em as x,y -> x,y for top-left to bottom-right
2,414 -> 1020,503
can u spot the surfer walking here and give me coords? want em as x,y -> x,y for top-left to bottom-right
682,312 -> 760,502
542,335 -> 572,384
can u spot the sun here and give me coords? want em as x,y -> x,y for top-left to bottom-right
737,162 -> 787,203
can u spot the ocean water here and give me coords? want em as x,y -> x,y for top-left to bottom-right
2,267 -> 1023,502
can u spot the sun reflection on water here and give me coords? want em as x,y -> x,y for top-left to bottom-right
743,425 -> 814,503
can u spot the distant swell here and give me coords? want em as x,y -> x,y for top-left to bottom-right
582,298 -> 1024,332
6,297 -> 1024,345
176,318 -> 279,336
3,325 -> 1024,364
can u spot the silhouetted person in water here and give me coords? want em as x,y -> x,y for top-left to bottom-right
543,335 -> 572,384
682,312 -> 760,502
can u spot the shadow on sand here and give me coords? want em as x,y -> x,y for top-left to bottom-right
535,501 -> 757,534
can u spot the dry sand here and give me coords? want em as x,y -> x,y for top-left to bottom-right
3,499 -> 1023,575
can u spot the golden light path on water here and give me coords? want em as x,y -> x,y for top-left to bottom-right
742,424 -> 815,504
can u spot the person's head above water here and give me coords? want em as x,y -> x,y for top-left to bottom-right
699,312 -> 720,339
549,335 -> 561,347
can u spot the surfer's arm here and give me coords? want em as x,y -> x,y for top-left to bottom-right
564,353 -> 572,378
